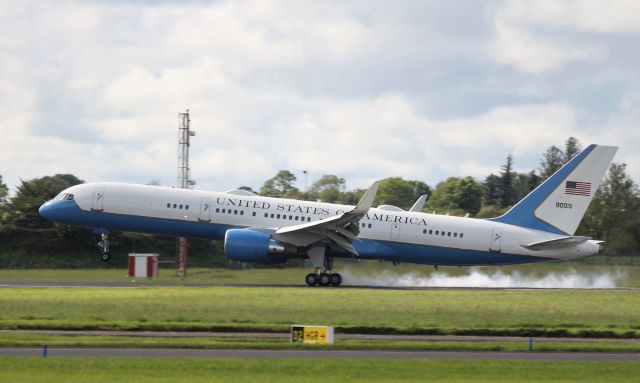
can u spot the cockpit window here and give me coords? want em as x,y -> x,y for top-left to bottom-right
57,193 -> 75,201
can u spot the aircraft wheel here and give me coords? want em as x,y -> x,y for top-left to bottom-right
318,273 -> 331,286
330,273 -> 342,287
100,252 -> 110,262
305,273 -> 318,286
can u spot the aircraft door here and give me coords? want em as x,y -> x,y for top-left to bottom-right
390,223 -> 400,240
490,228 -> 502,252
198,198 -> 212,223
91,187 -> 105,212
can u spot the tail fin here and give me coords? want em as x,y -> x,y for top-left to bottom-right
490,144 -> 617,235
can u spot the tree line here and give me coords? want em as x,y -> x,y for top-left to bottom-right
0,137 -> 638,268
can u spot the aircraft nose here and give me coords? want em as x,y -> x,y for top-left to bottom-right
39,200 -> 57,221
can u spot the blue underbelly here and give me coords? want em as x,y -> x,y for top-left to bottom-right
67,205 -> 543,266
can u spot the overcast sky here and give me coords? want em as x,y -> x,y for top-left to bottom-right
1,0 -> 639,194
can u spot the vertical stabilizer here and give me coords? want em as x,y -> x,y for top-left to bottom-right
490,144 -> 617,235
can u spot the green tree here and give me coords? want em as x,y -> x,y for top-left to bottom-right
564,137 -> 581,163
259,170 -> 299,198
539,145 -> 564,180
374,177 -> 429,210
407,180 -> 432,202
512,171 -> 541,201
578,163 -> 640,254
308,175 -> 345,203
342,189 -> 366,205
3,174 -> 84,229
483,173 -> 501,207
426,176 -> 484,215
499,154 -> 516,207
0,175 -> 7,204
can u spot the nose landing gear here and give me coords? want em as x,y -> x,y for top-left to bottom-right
97,233 -> 110,262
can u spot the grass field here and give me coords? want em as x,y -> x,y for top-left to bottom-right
1,357 -> 639,383
1,286 -> 638,337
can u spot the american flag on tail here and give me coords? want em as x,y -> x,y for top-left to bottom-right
565,181 -> 591,196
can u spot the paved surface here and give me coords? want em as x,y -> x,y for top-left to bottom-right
2,329 -> 638,344
1,280 -> 637,291
1,347 -> 638,360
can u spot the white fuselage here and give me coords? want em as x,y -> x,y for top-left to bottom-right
41,182 -> 600,266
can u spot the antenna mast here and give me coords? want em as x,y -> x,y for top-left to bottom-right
177,110 -> 195,279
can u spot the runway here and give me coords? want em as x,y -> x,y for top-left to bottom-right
1,347 -> 638,360
1,280 -> 637,291
3,329 -> 639,344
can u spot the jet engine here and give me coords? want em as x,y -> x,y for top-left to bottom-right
224,229 -> 300,264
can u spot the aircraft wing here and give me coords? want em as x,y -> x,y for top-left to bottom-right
409,194 -> 428,212
273,181 -> 381,255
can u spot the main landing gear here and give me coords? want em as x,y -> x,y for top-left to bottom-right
97,233 -> 110,262
305,270 -> 342,287
304,247 -> 342,287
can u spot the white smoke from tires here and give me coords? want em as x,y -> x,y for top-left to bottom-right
340,267 -> 626,288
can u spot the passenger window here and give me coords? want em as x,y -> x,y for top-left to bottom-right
271,214 -> 274,218
277,214 -> 280,219
240,211 -> 244,215
441,231 -> 445,236
435,231 -> 439,235
167,203 -> 170,208
264,213 -> 268,218
185,205 -> 189,210
222,209 -> 226,213
460,233 -> 464,238
252,212 -> 256,217
179,204 -> 183,209
447,232 -> 451,237
173,204 -> 177,208
423,229 -> 426,234
295,216 -> 299,221
216,208 -> 220,213
368,223 -> 372,228
429,230 -> 433,235
307,217 -> 311,222
234,210 -> 238,215
454,233 -> 458,237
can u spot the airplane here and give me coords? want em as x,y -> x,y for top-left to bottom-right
39,144 -> 617,287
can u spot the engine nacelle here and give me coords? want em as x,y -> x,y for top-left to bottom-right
223,229 -> 288,264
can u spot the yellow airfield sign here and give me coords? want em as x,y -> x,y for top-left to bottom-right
290,325 -> 334,344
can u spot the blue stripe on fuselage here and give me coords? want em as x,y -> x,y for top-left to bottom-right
43,199 -> 544,266
350,240 -> 544,266
40,199 -> 232,240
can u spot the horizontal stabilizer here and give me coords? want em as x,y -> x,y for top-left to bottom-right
521,236 -> 591,251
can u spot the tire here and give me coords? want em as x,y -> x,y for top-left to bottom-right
330,273 -> 342,286
319,273 -> 331,286
305,273 -> 318,286
100,253 -> 110,262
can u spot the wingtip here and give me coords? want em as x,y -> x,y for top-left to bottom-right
353,180 -> 382,214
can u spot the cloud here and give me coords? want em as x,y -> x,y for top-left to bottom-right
489,23 -> 603,73
496,0 -> 640,35
487,1 -> 623,73
0,0 -> 638,195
